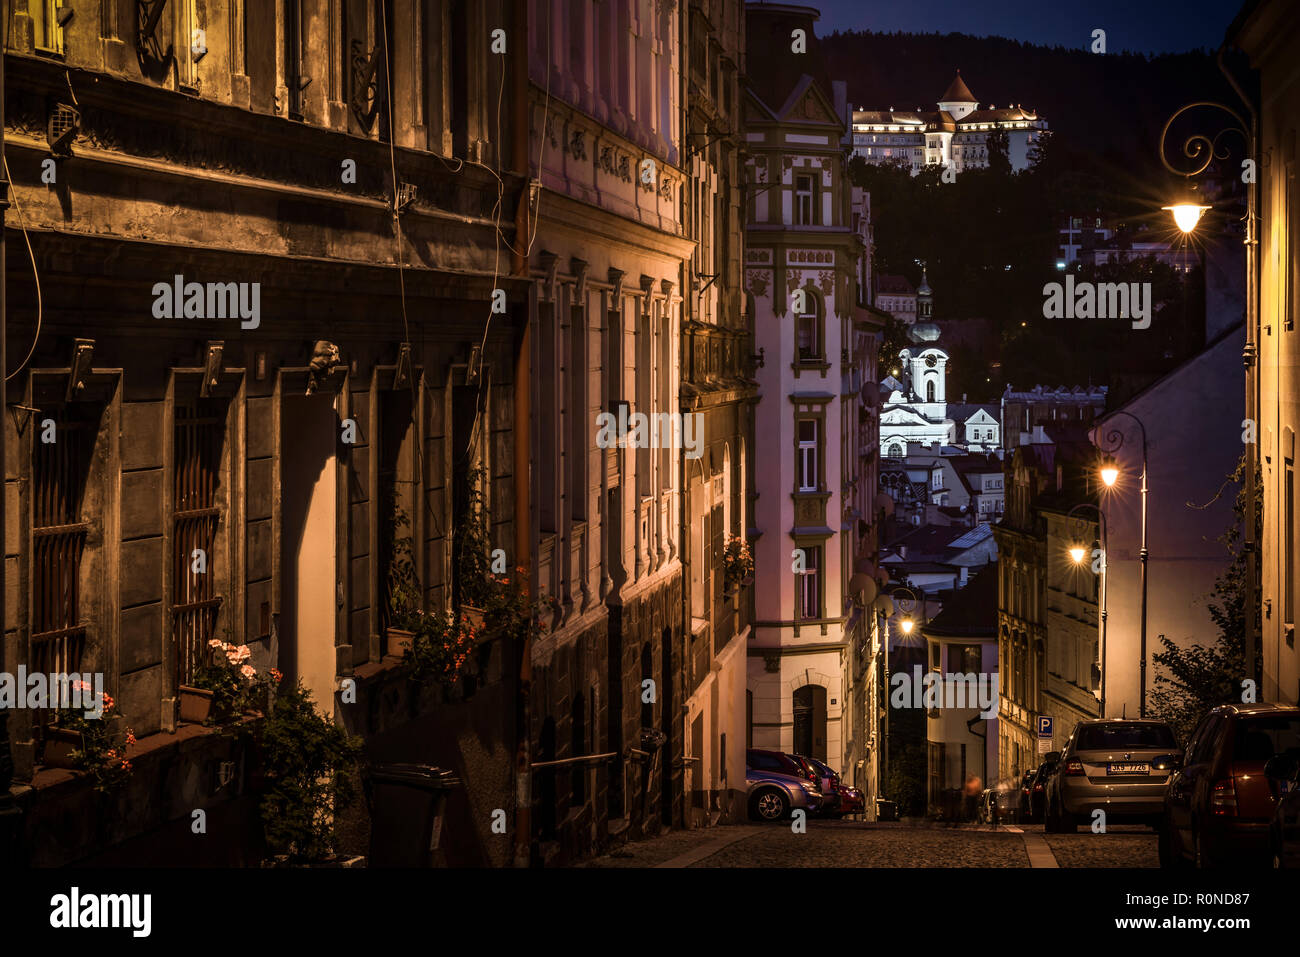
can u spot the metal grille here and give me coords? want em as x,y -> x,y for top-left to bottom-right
173,401 -> 225,686
32,419 -> 89,693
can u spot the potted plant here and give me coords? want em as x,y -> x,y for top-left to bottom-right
184,638 -> 265,724
42,726 -> 83,769
383,500 -> 423,656
723,535 -> 755,591
178,685 -> 214,724
453,468 -> 495,627
47,684 -> 135,792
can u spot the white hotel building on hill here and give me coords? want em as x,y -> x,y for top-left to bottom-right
850,72 -> 1047,174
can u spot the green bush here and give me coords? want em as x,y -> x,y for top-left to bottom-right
259,679 -> 362,863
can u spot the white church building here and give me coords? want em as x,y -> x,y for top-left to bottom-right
879,323 -> 1000,457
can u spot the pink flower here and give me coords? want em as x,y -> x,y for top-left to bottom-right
240,664 -> 256,680
208,638 -> 225,649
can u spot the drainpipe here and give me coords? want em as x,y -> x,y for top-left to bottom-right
511,0 -> 533,869
0,35 -> 17,853
1217,45 -> 1259,695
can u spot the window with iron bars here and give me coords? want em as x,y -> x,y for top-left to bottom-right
32,412 -> 92,727
173,400 -> 226,687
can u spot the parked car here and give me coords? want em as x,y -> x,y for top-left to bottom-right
838,784 -> 866,817
1266,748 -> 1300,868
745,761 -> 824,822
1160,703 -> 1300,867
747,748 -> 814,783
793,754 -> 842,816
1024,759 -> 1057,823
977,787 -> 1021,824
1045,718 -> 1179,832
1018,770 -> 1036,818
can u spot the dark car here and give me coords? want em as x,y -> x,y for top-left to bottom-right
1024,759 -> 1057,823
747,749 -> 815,785
1266,749 -> 1300,868
793,754 -> 843,816
1018,770 -> 1036,818
1045,719 -> 1179,832
1160,703 -> 1300,867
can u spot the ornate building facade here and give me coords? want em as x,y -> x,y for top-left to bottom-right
743,2 -> 883,805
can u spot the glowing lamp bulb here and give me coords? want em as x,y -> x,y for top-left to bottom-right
1069,545 -> 1087,565
1100,465 -> 1119,488
1163,202 -> 1209,234
900,619 -> 914,635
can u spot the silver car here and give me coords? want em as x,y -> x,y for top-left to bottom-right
746,767 -> 824,821
1045,718 -> 1180,832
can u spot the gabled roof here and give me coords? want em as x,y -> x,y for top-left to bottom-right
923,565 -> 998,638
875,274 -> 916,296
940,71 -> 977,104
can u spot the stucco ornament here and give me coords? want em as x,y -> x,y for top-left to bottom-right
306,340 -> 342,395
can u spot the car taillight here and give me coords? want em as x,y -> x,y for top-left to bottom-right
1064,759 -> 1085,776
1033,783 -> 1044,791
1210,777 -> 1237,817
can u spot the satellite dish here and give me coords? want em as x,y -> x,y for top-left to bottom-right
849,573 -> 878,605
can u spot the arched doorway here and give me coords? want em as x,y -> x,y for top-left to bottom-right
792,684 -> 827,760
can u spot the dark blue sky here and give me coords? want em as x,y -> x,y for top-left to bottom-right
803,0 -> 1243,54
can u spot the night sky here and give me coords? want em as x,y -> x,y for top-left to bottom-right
795,0 -> 1243,54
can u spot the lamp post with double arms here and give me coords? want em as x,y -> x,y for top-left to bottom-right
1095,411 -> 1149,717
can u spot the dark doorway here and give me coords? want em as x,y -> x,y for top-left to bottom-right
792,684 -> 827,761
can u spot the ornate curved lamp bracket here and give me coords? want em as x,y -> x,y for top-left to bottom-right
1158,101 -> 1250,180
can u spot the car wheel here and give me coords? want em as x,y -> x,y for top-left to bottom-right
750,788 -> 789,822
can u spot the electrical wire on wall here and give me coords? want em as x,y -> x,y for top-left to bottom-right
376,1 -> 552,506
4,156 -> 44,383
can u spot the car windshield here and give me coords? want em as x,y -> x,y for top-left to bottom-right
1075,723 -> 1176,751
1233,715 -> 1300,761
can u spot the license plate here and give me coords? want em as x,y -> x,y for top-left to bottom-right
1107,763 -> 1150,776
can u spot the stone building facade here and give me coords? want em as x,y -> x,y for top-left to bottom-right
678,0 -> 753,827
1231,1 -> 1300,708
2,0 -> 527,865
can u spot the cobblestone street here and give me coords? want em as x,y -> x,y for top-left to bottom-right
576,820 -> 1158,868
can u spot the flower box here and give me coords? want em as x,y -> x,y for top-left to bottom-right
178,685 -> 214,724
386,627 -> 415,658
42,727 -> 82,769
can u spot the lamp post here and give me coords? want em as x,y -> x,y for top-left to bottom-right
1158,95 -> 1258,694
1095,411 -> 1148,717
882,584 -> 923,811
1066,503 -> 1108,718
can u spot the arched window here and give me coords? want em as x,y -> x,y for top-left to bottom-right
888,443 -> 904,458
926,380 -> 936,402
795,286 -> 823,361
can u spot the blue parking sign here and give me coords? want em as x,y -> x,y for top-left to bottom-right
1037,716 -> 1053,738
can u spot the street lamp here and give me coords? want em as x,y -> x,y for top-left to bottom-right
1067,503 -> 1109,719
1099,455 -> 1119,489
1095,411 -> 1148,717
1158,95 -> 1259,693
